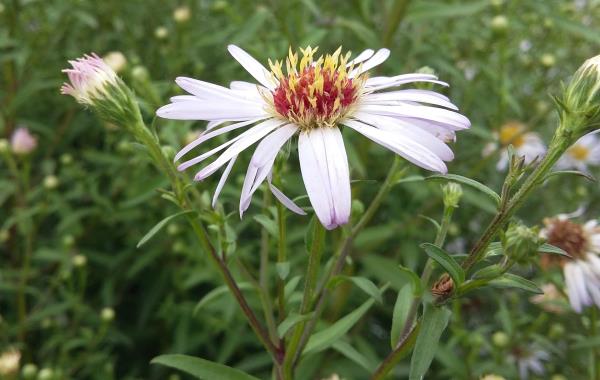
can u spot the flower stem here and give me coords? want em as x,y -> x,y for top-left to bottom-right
461,138 -> 567,272
276,201 -> 287,322
131,118 -> 281,362
287,157 -> 404,371
369,323 -> 420,380
282,221 -> 325,379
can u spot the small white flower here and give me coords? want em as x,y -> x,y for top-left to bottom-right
485,121 -> 546,171
514,348 -> 549,380
11,127 -> 38,155
157,45 -> 470,229
541,216 -> 600,313
555,132 -> 600,171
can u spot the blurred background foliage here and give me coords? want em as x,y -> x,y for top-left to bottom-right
2,0 -> 600,379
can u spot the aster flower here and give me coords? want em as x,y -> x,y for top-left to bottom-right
555,132 -> 600,171
157,45 -> 470,229
511,346 -> 549,380
10,127 -> 37,155
541,215 -> 600,313
482,121 -> 546,171
61,53 -> 119,106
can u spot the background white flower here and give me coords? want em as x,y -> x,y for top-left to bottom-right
555,132 -> 600,172
157,45 -> 470,229
484,121 -> 546,171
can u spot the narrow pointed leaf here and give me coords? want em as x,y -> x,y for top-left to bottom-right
277,312 -> 313,338
421,243 -> 465,286
538,243 -> 570,257
193,283 -> 253,315
488,273 -> 543,294
391,284 -> 415,348
151,354 -> 260,380
409,304 -> 452,380
426,174 -> 501,205
544,170 -> 595,182
137,210 -> 196,248
329,275 -> 383,304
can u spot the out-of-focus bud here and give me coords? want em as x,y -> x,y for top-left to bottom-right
11,127 -> 37,155
557,55 -> 600,139
103,51 -> 127,73
0,138 -> 9,153
490,15 -> 508,32
492,331 -> 510,348
0,3 -> 5,13
131,65 -> 149,81
480,375 -> 506,380
72,254 -> 87,268
442,182 -> 463,209
0,229 -> 9,243
168,375 -> 182,380
540,53 -> 556,67
549,323 -> 565,339
351,199 -> 365,217
22,363 -> 38,379
43,175 -> 59,190
0,348 -> 20,377
37,368 -> 53,380
101,307 -> 115,322
212,0 -> 228,11
167,224 -> 180,236
60,153 -> 73,165
504,223 -> 542,263
490,0 -> 504,7
551,375 -> 567,380
62,235 -> 75,248
161,145 -> 176,161
155,26 -> 168,39
173,6 -> 191,23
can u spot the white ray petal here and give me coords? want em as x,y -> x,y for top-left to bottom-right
346,49 -> 375,67
362,89 -> 458,110
353,112 -> 454,161
227,44 -> 277,90
349,48 -> 390,78
157,99 -> 267,121
344,119 -> 447,173
175,77 -> 262,104
175,118 -> 264,162
359,104 -> 470,130
212,155 -> 237,208
194,120 -> 282,180
268,180 -> 306,215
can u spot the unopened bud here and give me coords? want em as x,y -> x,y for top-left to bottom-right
442,182 -> 463,208
540,53 -> 556,67
43,175 -> 59,190
504,223 -> 542,263
490,15 -> 508,32
131,65 -> 149,81
431,273 -> 454,299
37,368 -> 53,380
492,331 -> 509,348
155,26 -> 168,39
60,153 -> 73,165
173,6 -> 191,23
72,254 -> 87,268
0,139 -> 8,153
22,363 -> 38,379
11,127 -> 37,155
101,307 -> 115,322
103,51 -> 127,73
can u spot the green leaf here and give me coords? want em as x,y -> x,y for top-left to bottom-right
332,340 -> 376,372
488,273 -> 543,294
303,297 -> 376,355
409,304 -> 452,380
538,243 -> 570,257
552,16 -> 600,44
396,175 -> 425,185
471,264 -> 504,280
276,262 -> 291,280
426,174 -> 500,205
421,243 -> 465,286
398,265 -> 423,296
391,284 -> 415,348
544,170 -> 595,183
137,210 -> 195,248
571,336 -> 600,350
330,276 -> 383,304
151,354 -> 260,380
277,312 -> 313,338
253,215 -> 278,237
406,0 -> 488,21
485,242 -> 503,257
193,283 -> 254,315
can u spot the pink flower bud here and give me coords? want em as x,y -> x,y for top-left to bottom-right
10,127 -> 37,155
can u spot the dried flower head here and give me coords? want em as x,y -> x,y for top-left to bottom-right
541,216 -> 600,312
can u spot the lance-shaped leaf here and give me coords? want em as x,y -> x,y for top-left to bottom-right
538,243 -> 570,257
409,304 -> 452,380
426,173 -> 501,205
421,243 -> 465,286
151,354 -> 261,380
488,273 -> 543,294
137,210 -> 196,248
